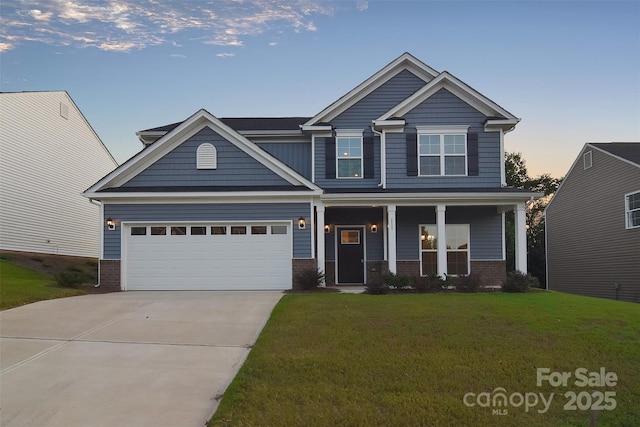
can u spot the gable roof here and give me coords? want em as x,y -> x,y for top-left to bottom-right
377,71 -> 519,131
589,142 -> 640,166
84,109 -> 320,197
302,52 -> 439,128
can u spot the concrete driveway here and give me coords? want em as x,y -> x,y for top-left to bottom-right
0,291 -> 282,427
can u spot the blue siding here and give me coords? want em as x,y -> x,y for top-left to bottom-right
396,206 -> 502,260
324,208 -> 384,261
257,142 -> 311,180
387,88 -> 502,189
122,127 -> 291,188
314,70 -> 426,189
103,202 -> 312,258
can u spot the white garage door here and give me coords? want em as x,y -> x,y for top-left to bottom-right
123,222 -> 292,290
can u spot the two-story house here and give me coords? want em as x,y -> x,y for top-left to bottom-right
84,53 -> 537,291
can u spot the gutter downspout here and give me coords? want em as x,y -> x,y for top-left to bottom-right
371,125 -> 386,189
89,198 -> 102,288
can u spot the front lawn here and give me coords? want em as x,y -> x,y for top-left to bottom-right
210,292 -> 640,426
0,259 -> 86,310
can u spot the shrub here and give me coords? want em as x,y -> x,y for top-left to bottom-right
294,268 -> 325,290
413,274 -> 446,293
381,271 -> 411,290
55,270 -> 91,288
454,274 -> 484,293
365,279 -> 390,295
502,271 -> 539,293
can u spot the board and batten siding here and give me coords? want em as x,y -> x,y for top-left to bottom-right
387,89 -> 501,189
396,206 -> 503,260
0,91 -> 117,257
103,202 -> 312,259
546,146 -> 640,303
122,127 -> 291,188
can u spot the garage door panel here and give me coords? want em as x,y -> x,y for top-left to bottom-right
124,223 -> 292,290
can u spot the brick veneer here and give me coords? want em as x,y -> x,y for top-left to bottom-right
292,258 -> 317,288
470,260 -> 506,286
324,261 -> 336,286
397,260 -> 420,277
99,259 -> 121,292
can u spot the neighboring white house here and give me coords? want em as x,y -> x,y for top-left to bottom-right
0,91 -> 118,257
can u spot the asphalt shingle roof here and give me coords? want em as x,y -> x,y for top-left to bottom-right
590,142 -> 640,166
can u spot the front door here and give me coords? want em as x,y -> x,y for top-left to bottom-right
337,227 -> 365,284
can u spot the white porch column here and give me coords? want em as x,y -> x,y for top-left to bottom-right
436,204 -> 447,278
514,202 -> 528,274
316,205 -> 325,282
387,204 -> 397,274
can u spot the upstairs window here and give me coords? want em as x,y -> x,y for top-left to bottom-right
197,143 -> 217,169
336,131 -> 363,178
417,126 -> 468,176
626,191 -> 640,229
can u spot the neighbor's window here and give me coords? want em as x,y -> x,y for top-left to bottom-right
626,191 -> 640,229
336,131 -> 363,178
417,126 -> 468,176
419,224 -> 469,275
584,151 -> 593,169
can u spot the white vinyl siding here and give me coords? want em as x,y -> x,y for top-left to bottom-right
0,92 -> 117,257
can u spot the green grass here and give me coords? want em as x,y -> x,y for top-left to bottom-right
210,292 -> 640,427
0,259 -> 86,310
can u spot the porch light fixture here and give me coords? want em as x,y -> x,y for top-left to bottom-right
324,224 -> 331,233
370,224 -> 378,233
298,217 -> 306,229
106,217 -> 116,230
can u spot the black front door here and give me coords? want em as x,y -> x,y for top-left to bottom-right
337,227 -> 365,283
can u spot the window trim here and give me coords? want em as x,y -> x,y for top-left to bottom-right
416,126 -> 469,177
419,223 -> 470,276
583,151 -> 592,170
625,190 -> 640,229
336,130 -> 364,179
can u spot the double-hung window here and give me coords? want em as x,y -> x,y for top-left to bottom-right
417,126 -> 468,176
419,224 -> 470,276
336,131 -> 363,178
626,191 -> 640,229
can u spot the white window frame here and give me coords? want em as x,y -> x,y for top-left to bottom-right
625,190 -> 640,229
416,126 -> 469,177
583,151 -> 592,170
336,130 -> 363,179
419,223 -> 470,276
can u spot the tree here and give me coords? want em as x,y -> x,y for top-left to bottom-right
504,153 -> 562,287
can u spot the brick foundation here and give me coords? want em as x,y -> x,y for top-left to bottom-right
470,260 -> 506,286
366,260 -> 388,285
324,261 -> 336,286
397,260 -> 420,277
99,259 -> 122,292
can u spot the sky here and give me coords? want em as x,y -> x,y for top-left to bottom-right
1,0 -> 638,178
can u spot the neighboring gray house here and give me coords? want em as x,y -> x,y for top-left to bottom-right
84,53 -> 537,291
0,91 -> 118,257
545,143 -> 640,303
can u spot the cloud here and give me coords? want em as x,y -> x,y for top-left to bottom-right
216,52 -> 235,58
0,0 -> 359,53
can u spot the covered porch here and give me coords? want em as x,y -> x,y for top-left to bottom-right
313,191 -> 533,286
